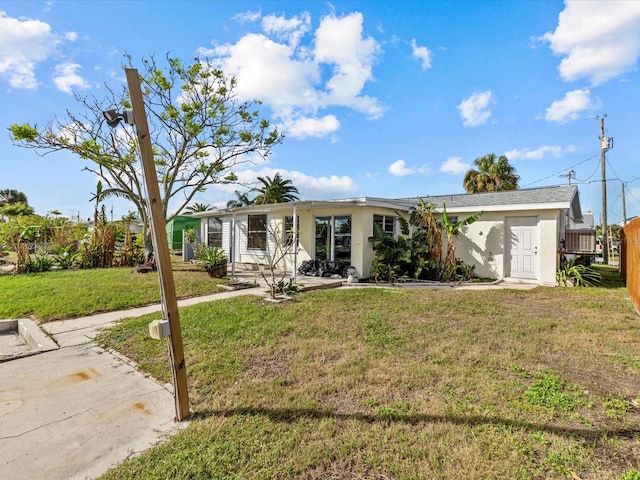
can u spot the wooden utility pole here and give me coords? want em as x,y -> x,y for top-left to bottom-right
599,115 -> 609,265
125,68 -> 190,421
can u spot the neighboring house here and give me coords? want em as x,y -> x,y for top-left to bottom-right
193,185 -> 584,286
166,215 -> 201,251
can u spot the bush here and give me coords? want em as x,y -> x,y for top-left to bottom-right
195,245 -> 227,277
21,254 -> 54,273
556,255 -> 601,287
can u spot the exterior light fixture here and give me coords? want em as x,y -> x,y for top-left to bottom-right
102,108 -> 135,128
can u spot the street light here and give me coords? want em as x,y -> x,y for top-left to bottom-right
102,71 -> 190,421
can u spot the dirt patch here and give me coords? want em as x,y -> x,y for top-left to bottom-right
245,347 -> 291,379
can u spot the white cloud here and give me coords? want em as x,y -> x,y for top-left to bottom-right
411,39 -> 432,70
388,159 -> 414,177
52,62 -> 90,94
416,164 -> 430,175
541,0 -> 640,85
314,12 -> 383,118
202,11 -> 384,139
0,11 -> 59,89
262,12 -> 311,47
285,115 -> 340,139
203,33 -> 317,112
457,90 -> 493,127
440,156 -> 469,174
233,10 -> 261,24
545,88 -> 599,123
288,171 -> 357,198
64,31 -> 78,41
505,145 -> 576,160
213,167 -> 357,200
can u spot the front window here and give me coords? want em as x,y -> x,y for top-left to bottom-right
315,215 -> 351,263
284,216 -> 299,249
207,217 -> 222,247
248,214 -> 267,250
373,214 -> 395,236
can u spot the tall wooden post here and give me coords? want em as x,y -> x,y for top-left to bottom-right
599,116 -> 609,265
125,68 -> 190,421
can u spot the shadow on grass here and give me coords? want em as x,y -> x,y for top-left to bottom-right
191,406 -> 639,441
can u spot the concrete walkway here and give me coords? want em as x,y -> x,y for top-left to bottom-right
0,276 -> 535,480
0,286 -> 270,480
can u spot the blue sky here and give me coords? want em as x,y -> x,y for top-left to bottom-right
1,1 -> 640,225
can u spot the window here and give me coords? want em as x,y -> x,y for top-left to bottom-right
373,214 -> 395,236
284,216 -> 299,248
248,214 -> 267,250
207,217 -> 222,247
315,215 -> 351,263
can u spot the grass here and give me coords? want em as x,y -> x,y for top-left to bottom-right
0,262 -> 227,321
96,265 -> 640,479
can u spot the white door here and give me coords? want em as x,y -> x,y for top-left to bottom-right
506,217 -> 539,280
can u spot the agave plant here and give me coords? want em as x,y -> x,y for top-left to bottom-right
195,245 -> 227,277
556,255 -> 601,287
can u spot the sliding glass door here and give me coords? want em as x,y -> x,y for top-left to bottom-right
315,216 -> 351,263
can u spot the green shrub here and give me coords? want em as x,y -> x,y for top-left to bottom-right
22,254 -> 54,273
556,255 -> 601,287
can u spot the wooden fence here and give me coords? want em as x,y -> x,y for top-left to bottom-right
621,217 -> 640,314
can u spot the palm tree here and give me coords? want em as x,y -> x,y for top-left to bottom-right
463,153 -> 519,193
252,173 -> 299,204
184,202 -> 214,214
226,190 -> 254,209
440,203 -> 483,280
0,189 -> 29,207
0,189 -> 33,220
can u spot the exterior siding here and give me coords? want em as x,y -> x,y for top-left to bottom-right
195,186 -> 581,285
450,209 -> 562,285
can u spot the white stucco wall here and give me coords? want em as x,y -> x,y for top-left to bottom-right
202,203 -> 568,285
451,209 -> 563,285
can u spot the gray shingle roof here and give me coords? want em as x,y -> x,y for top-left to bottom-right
394,185 -> 580,214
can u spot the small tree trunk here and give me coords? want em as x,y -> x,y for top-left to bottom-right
143,228 -> 155,262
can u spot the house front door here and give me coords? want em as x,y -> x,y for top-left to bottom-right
505,216 -> 539,280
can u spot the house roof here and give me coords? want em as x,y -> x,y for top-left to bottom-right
192,185 -> 582,221
189,197 -> 413,217
395,185 -> 582,220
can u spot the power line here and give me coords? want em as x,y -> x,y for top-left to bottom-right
606,158 -> 624,183
522,153 -> 600,188
574,160 -> 601,183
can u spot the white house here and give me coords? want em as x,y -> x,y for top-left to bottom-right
193,185 -> 584,286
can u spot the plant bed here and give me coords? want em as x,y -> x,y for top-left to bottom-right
205,263 -> 228,278
194,245 -> 228,278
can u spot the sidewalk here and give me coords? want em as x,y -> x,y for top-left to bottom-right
0,287 -> 268,480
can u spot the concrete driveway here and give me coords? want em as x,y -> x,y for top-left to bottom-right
0,288 -> 268,480
1,343 -> 177,480
0,306 -> 185,479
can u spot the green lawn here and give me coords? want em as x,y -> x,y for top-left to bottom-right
0,265 -> 227,321
97,266 -> 640,480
